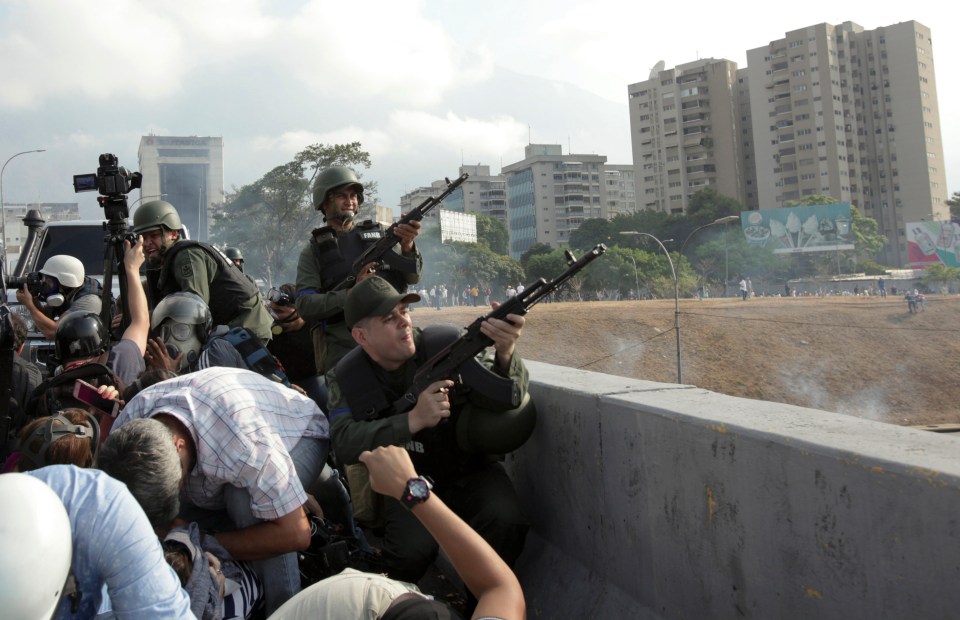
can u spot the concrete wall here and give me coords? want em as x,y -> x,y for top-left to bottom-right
508,361 -> 960,619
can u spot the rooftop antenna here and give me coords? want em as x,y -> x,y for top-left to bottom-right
649,60 -> 665,79
528,124 -> 531,145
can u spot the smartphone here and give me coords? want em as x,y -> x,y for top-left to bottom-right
73,379 -> 120,418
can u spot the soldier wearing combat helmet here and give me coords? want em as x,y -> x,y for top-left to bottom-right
295,166 -> 423,374
133,200 -> 273,343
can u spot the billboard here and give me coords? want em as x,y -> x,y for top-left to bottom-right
741,203 -> 853,254
439,208 -> 478,244
906,220 -> 960,268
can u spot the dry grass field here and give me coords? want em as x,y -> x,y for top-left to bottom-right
412,294 -> 960,428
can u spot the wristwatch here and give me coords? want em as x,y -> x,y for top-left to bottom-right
400,476 -> 433,510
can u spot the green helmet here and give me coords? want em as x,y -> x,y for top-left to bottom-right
132,200 -> 182,234
312,166 -> 364,211
455,392 -> 537,455
224,247 -> 243,261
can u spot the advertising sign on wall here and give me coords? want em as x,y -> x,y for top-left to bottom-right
740,203 -> 854,254
906,220 -> 960,268
439,208 -> 478,244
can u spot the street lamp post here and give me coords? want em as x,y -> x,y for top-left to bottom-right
620,215 -> 739,384
1,149 -> 46,262
627,255 -> 639,300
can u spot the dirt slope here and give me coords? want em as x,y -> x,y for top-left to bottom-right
412,295 -> 960,427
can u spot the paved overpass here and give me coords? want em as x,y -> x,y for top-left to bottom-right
506,361 -> 959,619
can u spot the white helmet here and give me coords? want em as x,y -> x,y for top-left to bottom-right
0,473 -> 73,619
39,255 -> 85,288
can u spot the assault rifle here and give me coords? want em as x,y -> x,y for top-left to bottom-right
392,243 -> 607,414
332,172 -> 469,291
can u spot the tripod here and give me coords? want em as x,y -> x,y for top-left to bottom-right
99,196 -> 136,342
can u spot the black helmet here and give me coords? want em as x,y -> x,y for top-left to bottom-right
132,200 -> 182,234
224,247 -> 243,261
55,312 -> 109,363
312,166 -> 364,211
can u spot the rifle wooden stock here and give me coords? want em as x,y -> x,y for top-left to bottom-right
392,243 -> 607,413
332,172 -> 469,292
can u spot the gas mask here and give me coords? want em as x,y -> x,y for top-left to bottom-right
40,277 -> 65,308
156,319 -> 204,372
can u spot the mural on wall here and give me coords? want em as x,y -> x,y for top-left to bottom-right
741,203 -> 853,254
906,220 -> 960,268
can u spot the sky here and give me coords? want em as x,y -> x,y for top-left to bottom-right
0,0 -> 957,222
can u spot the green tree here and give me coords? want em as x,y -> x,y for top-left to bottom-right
686,187 -> 742,225
947,191 -> 960,221
475,214 -> 509,255
210,142 -> 372,285
921,263 -> 960,293
519,242 -> 554,271
569,218 -> 613,251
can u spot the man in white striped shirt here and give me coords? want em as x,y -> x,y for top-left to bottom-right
99,366 -> 329,615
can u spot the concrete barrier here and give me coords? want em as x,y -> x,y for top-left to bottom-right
507,361 -> 960,619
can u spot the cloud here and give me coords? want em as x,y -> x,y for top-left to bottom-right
388,110 -> 527,159
248,127 -> 393,160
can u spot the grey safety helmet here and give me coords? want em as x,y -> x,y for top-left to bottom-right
151,292 -> 213,343
132,200 -> 182,234
312,166 -> 364,211
224,247 -> 243,262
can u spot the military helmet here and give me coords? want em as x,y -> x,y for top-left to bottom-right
55,311 -> 109,363
151,292 -> 213,343
132,200 -> 182,234
224,247 -> 243,261
39,255 -> 85,288
312,166 -> 364,211
456,392 -> 537,455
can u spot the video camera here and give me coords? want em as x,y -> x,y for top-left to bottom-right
73,153 -> 141,198
73,153 -> 143,223
5,272 -> 42,296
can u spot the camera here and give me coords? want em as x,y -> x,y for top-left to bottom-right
6,271 -> 43,296
73,153 -> 142,198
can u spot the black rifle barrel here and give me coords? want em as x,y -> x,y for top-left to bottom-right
395,243 -> 607,412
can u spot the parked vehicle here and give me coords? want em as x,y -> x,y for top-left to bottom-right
4,210 -> 120,374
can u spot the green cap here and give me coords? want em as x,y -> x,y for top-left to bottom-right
345,277 -> 420,328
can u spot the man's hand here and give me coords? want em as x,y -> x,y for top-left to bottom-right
15,285 -> 37,310
356,261 -> 378,283
394,220 -> 421,253
205,552 -> 226,599
480,304 -> 524,369
144,336 -> 182,371
359,445 -> 418,500
123,237 -> 145,272
408,379 -> 454,434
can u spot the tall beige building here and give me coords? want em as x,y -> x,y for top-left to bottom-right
745,21 -> 948,266
444,165 -> 507,224
502,144 -> 608,258
628,58 -> 745,214
137,135 -> 224,242
603,165 -> 638,218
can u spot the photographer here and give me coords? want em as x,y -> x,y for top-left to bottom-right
15,254 -> 102,339
133,200 -> 273,344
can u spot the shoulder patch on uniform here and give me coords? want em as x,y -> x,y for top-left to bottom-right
180,262 -> 194,278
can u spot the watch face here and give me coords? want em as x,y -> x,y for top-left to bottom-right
407,478 -> 429,500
